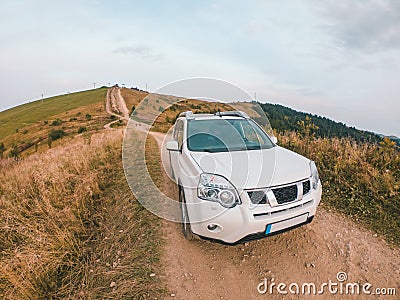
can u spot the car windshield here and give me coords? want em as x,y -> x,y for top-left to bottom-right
187,118 -> 274,152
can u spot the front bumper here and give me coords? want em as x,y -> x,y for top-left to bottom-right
186,180 -> 322,244
200,215 -> 315,245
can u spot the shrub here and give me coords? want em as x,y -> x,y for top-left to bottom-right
85,114 -> 92,121
9,145 -> 19,159
78,127 -> 87,134
0,142 -> 5,158
51,119 -> 63,126
48,129 -> 67,141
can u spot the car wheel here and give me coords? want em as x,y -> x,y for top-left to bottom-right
179,187 -> 194,240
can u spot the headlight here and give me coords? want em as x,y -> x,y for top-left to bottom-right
198,173 -> 241,208
310,161 -> 319,190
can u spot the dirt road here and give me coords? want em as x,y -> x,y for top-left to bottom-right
105,87 -> 130,120
104,87 -> 131,129
152,133 -> 399,300
114,90 -> 400,299
105,87 -> 151,132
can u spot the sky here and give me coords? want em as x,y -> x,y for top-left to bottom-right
0,0 -> 399,136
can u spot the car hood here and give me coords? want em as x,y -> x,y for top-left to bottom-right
190,146 -> 310,189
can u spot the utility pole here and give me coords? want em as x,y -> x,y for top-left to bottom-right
146,83 -> 148,91
254,92 -> 257,101
41,93 -> 45,103
93,82 -> 96,89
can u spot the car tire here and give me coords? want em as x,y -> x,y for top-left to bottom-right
179,187 -> 194,240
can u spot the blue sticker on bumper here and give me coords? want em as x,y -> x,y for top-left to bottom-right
265,224 -> 272,234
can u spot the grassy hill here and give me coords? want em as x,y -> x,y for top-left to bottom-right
0,89 -> 166,298
122,88 -> 272,134
0,88 -> 108,140
0,88 -> 113,158
122,88 -> 385,144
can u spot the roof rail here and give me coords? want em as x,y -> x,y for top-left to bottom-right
179,111 -> 194,119
215,110 -> 250,119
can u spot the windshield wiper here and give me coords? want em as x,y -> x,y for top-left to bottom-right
246,145 -> 261,150
195,148 -> 229,153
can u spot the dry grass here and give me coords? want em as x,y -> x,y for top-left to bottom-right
150,99 -> 233,133
119,88 -> 148,113
145,136 -> 164,190
279,132 -> 400,245
0,130 -> 165,299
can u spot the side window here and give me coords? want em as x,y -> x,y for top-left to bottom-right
173,122 -> 179,140
175,120 -> 184,148
242,121 -> 261,144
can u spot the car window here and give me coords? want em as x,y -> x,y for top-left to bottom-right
241,121 -> 266,145
174,120 -> 184,148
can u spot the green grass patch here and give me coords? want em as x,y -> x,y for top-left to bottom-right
0,88 -> 107,140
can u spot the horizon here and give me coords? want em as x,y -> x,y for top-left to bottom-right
0,85 -> 397,138
0,1 -> 399,136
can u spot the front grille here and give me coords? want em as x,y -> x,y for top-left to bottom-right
302,180 -> 311,195
247,179 -> 310,206
272,184 -> 298,204
248,191 -> 267,204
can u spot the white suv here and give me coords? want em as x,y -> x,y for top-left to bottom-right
166,111 -> 322,244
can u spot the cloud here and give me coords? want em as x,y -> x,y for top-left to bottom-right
312,0 -> 400,52
112,45 -> 164,61
245,20 -> 264,36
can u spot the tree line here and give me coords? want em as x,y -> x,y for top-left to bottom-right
259,102 -> 383,143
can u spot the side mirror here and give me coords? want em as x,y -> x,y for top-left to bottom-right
270,136 -> 278,144
166,140 -> 179,151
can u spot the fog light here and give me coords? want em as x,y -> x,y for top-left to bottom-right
207,224 -> 218,231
